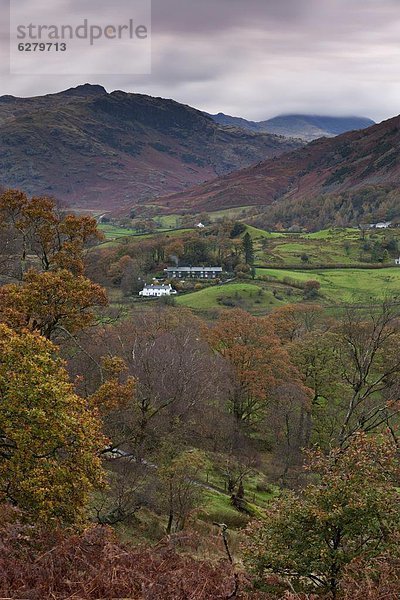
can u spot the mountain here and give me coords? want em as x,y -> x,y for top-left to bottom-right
153,114 -> 400,225
209,113 -> 375,141
0,84 -> 302,211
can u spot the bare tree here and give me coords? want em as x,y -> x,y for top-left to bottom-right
336,300 -> 400,446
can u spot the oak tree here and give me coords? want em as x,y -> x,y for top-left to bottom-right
0,325 -> 105,524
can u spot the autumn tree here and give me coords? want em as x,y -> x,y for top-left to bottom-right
0,269 -> 107,340
207,309 -> 304,426
0,325 -> 105,524
0,189 -> 102,278
69,308 -> 229,461
267,303 -> 326,344
303,279 -> 321,300
243,433 -> 400,598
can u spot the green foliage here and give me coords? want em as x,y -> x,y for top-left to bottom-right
230,222 -> 246,238
242,232 -> 255,265
243,433 -> 400,597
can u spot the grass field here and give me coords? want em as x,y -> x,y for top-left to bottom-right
154,214 -> 180,229
247,226 -> 400,267
98,223 -> 139,240
98,225 -> 194,246
173,268 -> 400,312
256,267 -> 400,303
176,282 -> 288,311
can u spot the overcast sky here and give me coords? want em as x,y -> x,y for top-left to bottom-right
2,0 -> 400,122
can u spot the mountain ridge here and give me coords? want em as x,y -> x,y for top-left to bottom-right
208,112 -> 375,141
151,113 -> 400,223
0,84 -> 302,210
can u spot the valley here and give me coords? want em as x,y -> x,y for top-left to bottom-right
1,84 -> 400,600
89,215 -> 400,315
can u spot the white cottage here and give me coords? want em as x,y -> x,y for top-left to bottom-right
395,257 -> 400,266
139,284 -> 177,298
370,222 -> 392,229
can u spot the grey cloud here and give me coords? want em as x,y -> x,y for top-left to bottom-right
1,0 -> 400,122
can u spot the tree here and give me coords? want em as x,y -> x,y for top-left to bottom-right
182,236 -> 212,265
303,279 -> 321,300
301,253 -> 310,263
158,445 -> 207,534
268,303 -> 325,344
242,232 -> 254,265
207,309 -> 302,425
0,189 -> 102,278
0,269 -> 107,340
243,433 -> 400,598
230,222 -> 246,238
267,382 -> 312,485
335,302 -> 400,446
73,309 -> 229,459
0,325 -> 105,524
288,331 -> 348,448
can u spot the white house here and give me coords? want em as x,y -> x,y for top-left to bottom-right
196,222 -> 205,229
370,221 -> 392,229
139,284 -> 177,298
395,257 -> 400,266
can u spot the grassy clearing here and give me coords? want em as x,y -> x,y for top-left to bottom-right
245,225 -> 283,239
207,206 -> 253,221
176,282 -> 284,311
257,267 -> 400,303
98,223 -> 139,239
98,227 -> 194,247
202,467 -> 276,509
154,214 -> 180,229
199,492 -> 250,529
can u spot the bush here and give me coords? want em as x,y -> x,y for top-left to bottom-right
0,510 -> 239,600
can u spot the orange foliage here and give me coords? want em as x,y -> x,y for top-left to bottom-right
0,269 -> 107,339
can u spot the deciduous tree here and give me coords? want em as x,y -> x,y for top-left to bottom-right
243,433 -> 400,598
0,325 -> 105,524
0,269 -> 107,340
207,309 -> 303,425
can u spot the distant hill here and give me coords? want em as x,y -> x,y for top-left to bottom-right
0,85 -> 302,211
209,113 -> 375,141
153,114 -> 400,228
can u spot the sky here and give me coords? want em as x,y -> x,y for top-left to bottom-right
2,0 -> 400,122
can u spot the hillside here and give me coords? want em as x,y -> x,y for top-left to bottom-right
0,85 -> 301,211
154,114 -> 400,226
209,113 -> 375,141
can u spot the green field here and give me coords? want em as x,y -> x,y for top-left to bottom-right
207,206 -> 253,221
176,282 -> 287,311
154,214 -> 181,228
98,223 -> 139,240
247,226 -> 400,267
257,267 -> 400,302
174,268 -> 400,311
98,224 -> 194,246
